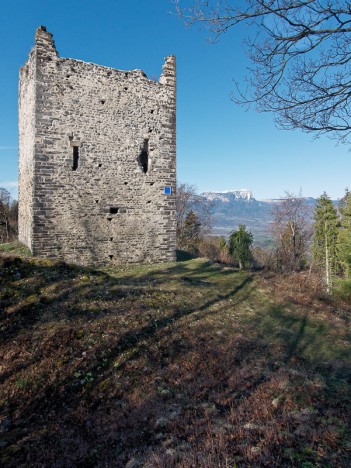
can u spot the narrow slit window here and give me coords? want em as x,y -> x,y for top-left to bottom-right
72,146 -> 79,171
139,139 -> 149,174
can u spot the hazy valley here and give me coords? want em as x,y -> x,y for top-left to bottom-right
201,190 -> 325,244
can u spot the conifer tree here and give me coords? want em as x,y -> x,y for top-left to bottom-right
219,236 -> 226,252
219,235 -> 229,263
182,210 -> 202,255
228,225 -> 253,270
313,192 -> 339,292
338,190 -> 351,279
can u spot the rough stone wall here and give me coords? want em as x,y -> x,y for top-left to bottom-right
19,26 -> 176,266
18,49 -> 37,249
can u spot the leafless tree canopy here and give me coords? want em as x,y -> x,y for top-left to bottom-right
176,182 -> 213,249
175,0 -> 351,141
270,191 -> 313,271
0,188 -> 11,243
0,188 -> 18,243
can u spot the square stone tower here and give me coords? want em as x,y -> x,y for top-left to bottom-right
18,26 -> 176,265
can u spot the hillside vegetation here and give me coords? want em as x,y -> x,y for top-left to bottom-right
0,243 -> 350,466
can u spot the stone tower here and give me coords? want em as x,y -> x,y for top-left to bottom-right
18,26 -> 176,265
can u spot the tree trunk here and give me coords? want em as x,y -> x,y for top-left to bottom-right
325,230 -> 330,294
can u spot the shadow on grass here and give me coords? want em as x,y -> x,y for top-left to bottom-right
252,304 -> 351,379
1,254 -> 351,467
0,256 -> 245,340
0,255 -> 252,382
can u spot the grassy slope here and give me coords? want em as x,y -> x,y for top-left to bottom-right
0,244 -> 350,467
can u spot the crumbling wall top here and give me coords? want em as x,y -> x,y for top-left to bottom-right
160,55 -> 176,87
30,26 -> 175,85
34,25 -> 58,58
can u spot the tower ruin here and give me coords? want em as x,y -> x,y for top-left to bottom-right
18,26 -> 176,265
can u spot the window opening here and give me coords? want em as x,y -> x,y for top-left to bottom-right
107,217 -> 112,222
72,146 -> 79,171
110,207 -> 119,214
109,255 -> 114,260
110,237 -> 113,241
98,163 -> 102,168
139,139 -> 149,174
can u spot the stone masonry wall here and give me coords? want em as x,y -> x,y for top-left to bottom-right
18,48 -> 36,249
19,26 -> 176,266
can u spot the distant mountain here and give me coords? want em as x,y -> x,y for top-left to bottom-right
200,190 -> 321,244
202,189 -> 254,202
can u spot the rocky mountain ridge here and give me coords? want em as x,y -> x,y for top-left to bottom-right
202,189 -> 253,202
200,190 -> 329,244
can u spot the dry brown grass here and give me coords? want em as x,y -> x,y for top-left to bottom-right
0,247 -> 350,466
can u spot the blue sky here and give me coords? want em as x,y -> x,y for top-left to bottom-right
0,0 -> 350,200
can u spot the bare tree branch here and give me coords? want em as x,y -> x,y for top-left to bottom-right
174,0 -> 351,142
270,190 -> 313,272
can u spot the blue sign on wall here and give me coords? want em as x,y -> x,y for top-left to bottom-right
164,186 -> 172,195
